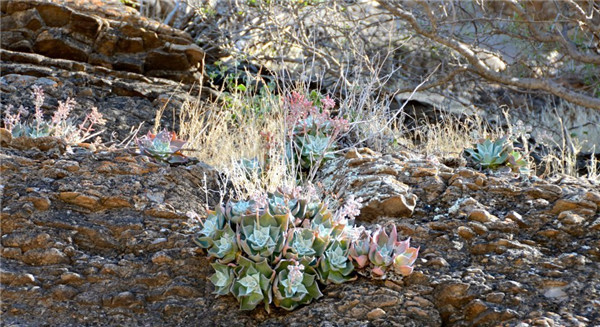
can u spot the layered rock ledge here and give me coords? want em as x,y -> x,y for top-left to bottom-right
1,141 -> 598,326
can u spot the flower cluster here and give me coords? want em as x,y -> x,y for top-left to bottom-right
2,85 -> 106,144
193,189 -> 419,312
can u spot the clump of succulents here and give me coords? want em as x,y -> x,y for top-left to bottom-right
192,188 -> 420,312
2,85 -> 106,144
284,91 -> 349,172
136,129 -> 188,164
464,137 -> 529,174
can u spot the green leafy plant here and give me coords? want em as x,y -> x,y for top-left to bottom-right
193,188 -> 419,312
136,129 -> 188,164
464,137 -> 529,173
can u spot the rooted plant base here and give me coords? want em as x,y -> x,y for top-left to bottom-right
1,141 -> 598,326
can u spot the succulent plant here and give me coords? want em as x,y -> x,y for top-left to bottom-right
273,259 -> 323,311
392,239 -> 420,276
225,200 -> 257,224
318,240 -> 355,284
465,137 -> 530,174
194,207 -> 226,249
368,225 -> 418,277
464,137 -> 510,169
207,224 -> 238,264
238,211 -> 289,262
11,121 -> 52,138
209,262 -> 236,295
348,230 -> 371,268
136,129 -> 188,164
507,150 -> 530,174
298,134 -> 336,168
199,189 -> 419,312
284,228 -> 328,261
231,256 -> 275,311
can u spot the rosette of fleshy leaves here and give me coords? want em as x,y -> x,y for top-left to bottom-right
273,259 -> 323,311
282,228 -> 328,262
368,225 -> 419,277
318,239 -> 356,284
268,191 -> 303,217
207,224 -> 239,263
136,129 -> 188,164
209,262 -> 236,295
231,256 -> 275,311
194,206 -> 227,249
238,211 -> 290,263
225,199 -> 257,224
348,228 -> 371,269
392,239 -> 420,276
306,202 -> 344,241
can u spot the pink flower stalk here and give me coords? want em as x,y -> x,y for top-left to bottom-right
52,98 -> 76,124
2,105 -> 19,130
287,260 -> 305,286
31,85 -> 45,119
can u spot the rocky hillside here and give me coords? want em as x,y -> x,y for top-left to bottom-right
1,1 -> 599,326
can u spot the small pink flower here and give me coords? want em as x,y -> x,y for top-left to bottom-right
88,107 -> 106,125
31,85 -> 44,111
322,95 -> 335,110
52,98 -> 76,124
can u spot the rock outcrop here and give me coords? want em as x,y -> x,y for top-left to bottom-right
1,0 -> 204,83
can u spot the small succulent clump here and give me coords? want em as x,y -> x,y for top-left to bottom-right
136,129 -> 188,164
192,189 -> 419,312
285,91 -> 349,172
464,137 -> 529,174
2,85 -> 106,144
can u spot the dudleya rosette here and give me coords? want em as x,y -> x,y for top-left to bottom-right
136,129 -> 188,164
273,259 -> 322,310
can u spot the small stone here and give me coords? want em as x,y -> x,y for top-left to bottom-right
59,192 -> 100,210
485,292 -> 505,303
60,272 -> 84,285
543,287 -> 568,300
457,226 -> 476,240
557,211 -> 585,225
464,299 -> 488,321
367,308 -> 386,320
6,272 -> 37,286
427,257 -> 450,268
2,247 -> 22,259
111,291 -> 136,307
151,251 -> 173,264
22,248 -> 69,266
505,211 -> 528,227
51,284 -> 78,300
435,282 -> 470,307
468,221 -> 489,235
468,209 -> 498,223
24,196 -> 51,211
